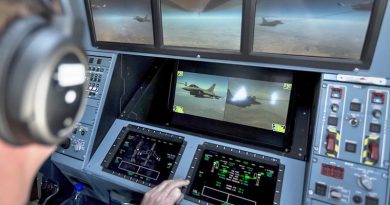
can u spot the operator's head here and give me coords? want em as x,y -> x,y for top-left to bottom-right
0,0 -> 88,146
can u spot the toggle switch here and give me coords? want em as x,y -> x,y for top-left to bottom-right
368,141 -> 379,162
326,134 -> 337,152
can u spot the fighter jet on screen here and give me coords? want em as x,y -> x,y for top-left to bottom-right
134,14 -> 151,23
226,88 -> 261,108
181,82 -> 222,99
259,17 -> 283,27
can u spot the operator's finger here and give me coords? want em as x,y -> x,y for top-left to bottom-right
164,179 -> 190,194
149,180 -> 174,194
167,187 -> 184,205
159,179 -> 189,198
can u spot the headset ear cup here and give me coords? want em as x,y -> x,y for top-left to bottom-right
0,17 -> 46,145
5,26 -> 88,145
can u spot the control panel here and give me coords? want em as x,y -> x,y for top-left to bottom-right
306,78 -> 390,205
56,55 -> 113,160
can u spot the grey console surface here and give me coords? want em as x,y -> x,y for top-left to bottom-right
86,119 -> 306,205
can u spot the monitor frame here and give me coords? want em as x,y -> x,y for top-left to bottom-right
168,60 -> 297,151
84,0 -> 388,70
183,143 -> 285,205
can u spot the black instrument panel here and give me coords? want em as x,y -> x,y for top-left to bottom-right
184,143 -> 285,205
101,125 -> 186,187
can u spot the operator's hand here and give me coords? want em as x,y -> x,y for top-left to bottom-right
141,179 -> 190,205
0,139 -> 56,205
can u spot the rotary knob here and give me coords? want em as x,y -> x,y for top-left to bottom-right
358,175 -> 373,191
331,104 -> 339,113
372,110 -> 382,119
60,138 -> 71,149
349,118 -> 359,127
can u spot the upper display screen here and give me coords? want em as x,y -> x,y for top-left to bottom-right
173,71 -> 292,133
89,0 -> 154,44
161,0 -> 242,50
253,0 -> 373,59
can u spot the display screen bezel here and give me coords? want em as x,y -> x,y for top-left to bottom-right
183,143 -> 285,205
101,125 -> 186,187
84,0 -> 387,70
169,60 -> 296,150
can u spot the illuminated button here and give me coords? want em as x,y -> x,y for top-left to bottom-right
350,102 -> 362,112
315,183 -> 327,196
369,123 -> 381,133
330,189 -> 342,199
372,92 -> 384,104
365,196 -> 379,205
372,110 -> 382,119
331,88 -> 342,99
326,134 -> 337,152
345,142 -> 357,153
368,141 -> 379,162
331,104 -> 339,112
328,117 -> 339,126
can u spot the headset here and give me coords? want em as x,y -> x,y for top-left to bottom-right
0,0 -> 87,145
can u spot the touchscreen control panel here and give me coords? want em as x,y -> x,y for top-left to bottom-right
102,125 -> 186,187
184,143 -> 284,205
306,79 -> 390,205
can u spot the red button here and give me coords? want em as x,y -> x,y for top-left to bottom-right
369,141 -> 379,162
331,88 -> 342,99
372,92 -> 385,104
326,134 -> 336,152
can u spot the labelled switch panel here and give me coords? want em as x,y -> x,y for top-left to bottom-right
314,82 -> 390,168
307,78 -> 390,205
56,54 -> 113,160
307,157 -> 388,205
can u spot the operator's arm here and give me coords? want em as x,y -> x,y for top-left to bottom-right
0,139 -> 55,205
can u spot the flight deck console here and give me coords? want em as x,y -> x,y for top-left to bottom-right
306,76 -> 390,205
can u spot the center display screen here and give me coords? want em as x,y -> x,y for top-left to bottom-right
186,147 -> 281,205
102,126 -> 184,186
173,71 -> 292,134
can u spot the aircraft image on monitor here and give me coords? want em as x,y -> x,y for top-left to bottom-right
259,17 -> 283,27
226,88 -> 261,108
181,82 -> 222,99
134,14 -> 151,23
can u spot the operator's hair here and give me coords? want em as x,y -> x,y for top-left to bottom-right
0,0 -> 47,36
